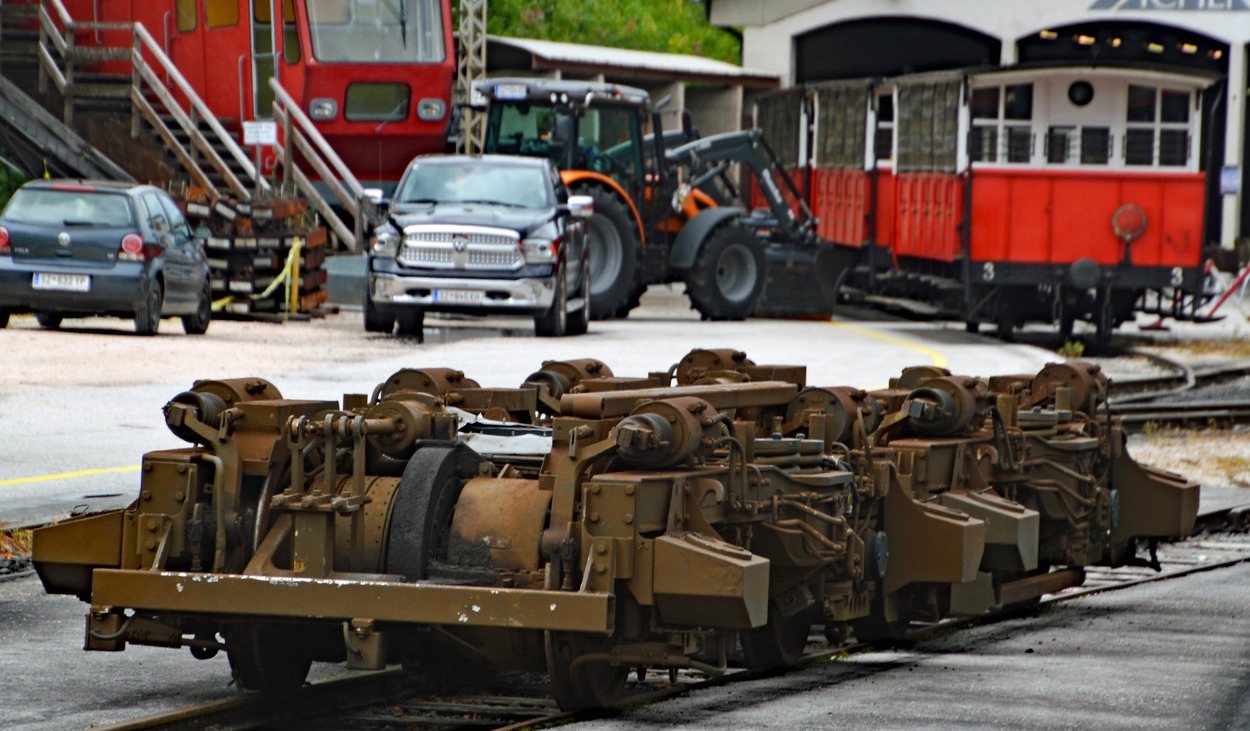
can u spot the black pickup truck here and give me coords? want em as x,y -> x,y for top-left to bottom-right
365,154 -> 593,338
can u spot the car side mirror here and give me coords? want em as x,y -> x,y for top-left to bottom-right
566,195 -> 594,218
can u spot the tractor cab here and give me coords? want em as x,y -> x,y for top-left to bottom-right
479,79 -> 651,208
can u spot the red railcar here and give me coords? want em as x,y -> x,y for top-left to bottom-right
758,64 -> 1219,339
41,0 -> 454,189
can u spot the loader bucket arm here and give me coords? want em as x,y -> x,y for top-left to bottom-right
666,129 -> 818,245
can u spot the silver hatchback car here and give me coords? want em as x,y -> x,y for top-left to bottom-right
0,180 -> 212,335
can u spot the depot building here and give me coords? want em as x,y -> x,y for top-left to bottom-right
708,0 -> 1249,250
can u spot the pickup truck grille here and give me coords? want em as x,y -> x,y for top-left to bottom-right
398,229 -> 523,271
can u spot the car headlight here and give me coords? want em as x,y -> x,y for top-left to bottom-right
372,228 -> 401,257
522,237 -> 559,264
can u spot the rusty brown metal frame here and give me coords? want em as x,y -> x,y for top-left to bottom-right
90,569 -> 615,634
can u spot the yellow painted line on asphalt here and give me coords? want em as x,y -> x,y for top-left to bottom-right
0,464 -> 140,487
828,320 -> 949,389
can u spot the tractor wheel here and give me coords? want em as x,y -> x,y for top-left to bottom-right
574,183 -> 640,320
684,225 -> 766,320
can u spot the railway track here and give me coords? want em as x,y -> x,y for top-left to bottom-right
96,503 -> 1250,731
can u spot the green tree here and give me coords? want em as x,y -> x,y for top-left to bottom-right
487,0 -> 740,64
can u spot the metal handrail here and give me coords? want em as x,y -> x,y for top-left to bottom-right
36,0 -> 267,201
131,23 -> 265,198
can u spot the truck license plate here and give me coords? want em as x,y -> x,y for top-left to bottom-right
32,272 -> 91,292
434,289 -> 483,305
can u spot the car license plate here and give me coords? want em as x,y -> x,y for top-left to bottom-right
433,289 -> 483,305
32,272 -> 91,292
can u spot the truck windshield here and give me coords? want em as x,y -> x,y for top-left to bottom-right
395,164 -> 552,209
304,0 -> 444,63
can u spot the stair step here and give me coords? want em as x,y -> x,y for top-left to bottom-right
66,46 -> 133,63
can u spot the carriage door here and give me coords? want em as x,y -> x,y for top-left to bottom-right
250,0 -> 279,119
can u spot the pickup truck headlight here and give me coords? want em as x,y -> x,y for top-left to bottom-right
372,228 -> 401,257
522,237 -> 559,264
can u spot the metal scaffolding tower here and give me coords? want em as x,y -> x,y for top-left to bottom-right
456,0 -> 487,154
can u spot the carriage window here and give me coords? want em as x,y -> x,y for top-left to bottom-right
174,0 -> 196,32
205,0 -> 239,28
970,83 -> 1033,164
971,87 -> 998,119
1006,127 -> 1031,163
874,93 -> 894,163
1081,127 -> 1111,165
305,0 -> 446,63
1125,86 -> 1191,167
1047,125 -> 1111,165
1003,84 -> 1033,120
1161,90 -> 1189,123
1127,86 -> 1156,122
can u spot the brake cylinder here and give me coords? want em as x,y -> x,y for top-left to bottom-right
613,397 -> 722,468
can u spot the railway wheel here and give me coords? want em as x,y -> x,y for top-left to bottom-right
384,444 -> 483,581
225,625 -> 311,692
576,183 -> 640,320
684,225 -> 765,321
740,596 -> 816,670
546,630 -> 628,710
852,594 -> 912,646
134,280 -> 162,336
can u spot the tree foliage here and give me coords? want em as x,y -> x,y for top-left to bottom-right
486,0 -> 740,64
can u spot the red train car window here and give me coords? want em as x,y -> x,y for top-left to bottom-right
206,0 -> 240,29
175,0 -> 196,32
345,82 -> 410,122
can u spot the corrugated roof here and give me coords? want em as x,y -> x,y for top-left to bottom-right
487,35 -> 780,88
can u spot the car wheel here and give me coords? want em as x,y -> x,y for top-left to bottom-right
35,312 -> 62,329
566,267 -> 589,336
182,281 -> 212,335
363,287 -> 395,334
534,268 -> 568,337
395,309 -> 424,342
0,309 -> 9,329
134,280 -> 163,336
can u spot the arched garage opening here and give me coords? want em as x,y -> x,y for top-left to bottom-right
794,17 -> 1000,83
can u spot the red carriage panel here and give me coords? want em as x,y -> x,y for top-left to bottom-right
970,169 -> 1205,269
893,172 -> 963,263
811,168 -> 871,247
